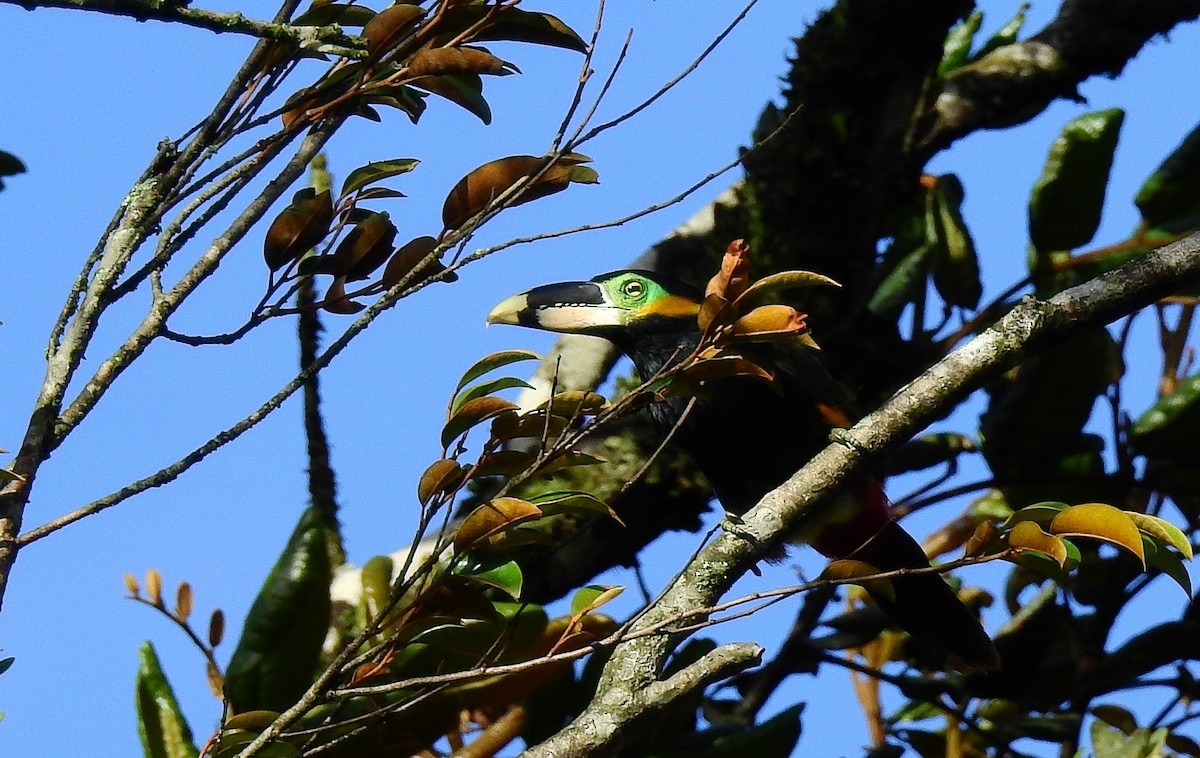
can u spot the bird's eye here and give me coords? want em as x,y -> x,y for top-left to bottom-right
622,280 -> 645,299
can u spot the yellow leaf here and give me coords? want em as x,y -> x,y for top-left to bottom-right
1009,521 -> 1069,567
1050,503 -> 1145,567
821,559 -> 895,604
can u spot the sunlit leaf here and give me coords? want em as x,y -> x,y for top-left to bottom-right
1008,521 -> 1069,567
938,10 -> 981,75
1002,502 -> 1069,529
1127,512 -> 1193,559
452,349 -> 540,401
569,585 -> 624,616
971,2 -> 1028,60
732,269 -> 840,307
1028,109 -> 1125,257
454,497 -> 543,552
450,376 -> 534,417
731,304 -> 808,339
136,642 -> 199,758
340,158 -> 419,198
534,390 -> 608,418
175,582 -> 193,624
417,459 -> 465,506
409,46 -> 515,78
441,396 -> 519,448
454,555 -> 524,599
442,155 -> 571,229
1049,503 -> 1145,566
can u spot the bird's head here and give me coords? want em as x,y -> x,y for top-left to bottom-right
487,270 -> 702,340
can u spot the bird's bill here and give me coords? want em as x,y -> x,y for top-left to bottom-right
487,281 -> 624,334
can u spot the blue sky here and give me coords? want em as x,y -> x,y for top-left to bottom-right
2,1 -> 1199,755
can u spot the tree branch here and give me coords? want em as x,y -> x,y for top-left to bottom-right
915,0 -> 1200,157
523,232 -> 1200,757
4,0 -> 365,57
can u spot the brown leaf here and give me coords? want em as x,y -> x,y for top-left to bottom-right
441,396 -> 520,448
408,46 -> 511,78
263,189 -> 334,271
322,277 -> 365,314
332,212 -> 397,281
490,412 -> 570,442
382,235 -> 439,288
705,239 -> 752,302
208,609 -> 226,648
363,3 -> 426,59
175,582 -> 194,624
454,497 -> 543,552
441,155 -> 573,230
417,459 -> 465,506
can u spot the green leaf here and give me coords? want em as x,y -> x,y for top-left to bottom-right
1130,371 -> 1200,462
930,174 -> 981,309
450,376 -> 535,417
692,703 -> 805,758
224,508 -> 333,714
1028,109 -> 1125,258
569,584 -> 623,616
867,242 -> 934,317
1127,512 -> 1193,559
1135,119 -> 1200,235
452,349 -> 541,400
136,642 -> 200,758
1148,543 -> 1192,596
972,2 -> 1028,60
454,554 -> 524,599
938,10 -> 981,75
339,158 -> 419,198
